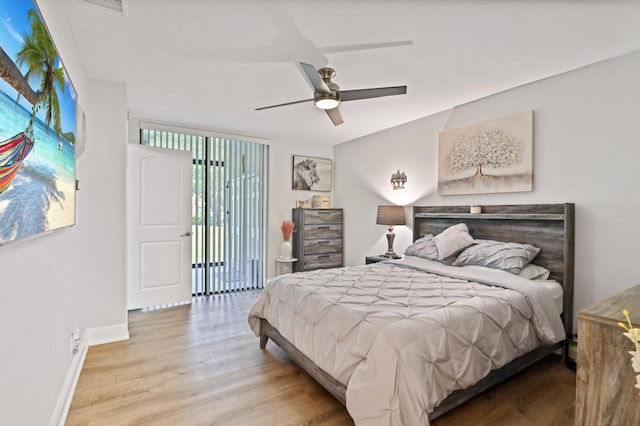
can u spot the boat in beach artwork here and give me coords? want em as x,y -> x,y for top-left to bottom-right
0,2 -> 77,245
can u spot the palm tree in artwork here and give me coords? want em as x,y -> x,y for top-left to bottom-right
0,8 -> 65,196
15,9 -> 65,135
0,47 -> 42,106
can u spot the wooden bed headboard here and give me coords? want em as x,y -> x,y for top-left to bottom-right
413,203 -> 575,337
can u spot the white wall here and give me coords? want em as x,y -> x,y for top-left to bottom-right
0,1 -> 83,425
0,222 -> 85,426
0,1 -> 128,424
267,140 -> 334,278
334,50 -> 640,329
80,78 -> 128,342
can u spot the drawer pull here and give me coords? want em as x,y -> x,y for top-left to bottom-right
318,240 -> 330,244
318,255 -> 330,258
316,226 -> 330,229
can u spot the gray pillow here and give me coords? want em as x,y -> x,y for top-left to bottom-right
404,234 -> 437,259
453,239 -> 540,274
404,234 -> 457,265
432,223 -> 476,260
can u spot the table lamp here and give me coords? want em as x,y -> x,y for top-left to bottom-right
376,205 -> 406,258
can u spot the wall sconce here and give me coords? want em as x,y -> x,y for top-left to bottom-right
391,170 -> 407,190
376,205 -> 406,258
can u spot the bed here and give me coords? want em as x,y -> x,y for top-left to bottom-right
248,203 -> 574,425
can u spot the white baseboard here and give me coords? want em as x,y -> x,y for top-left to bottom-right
48,325 -> 130,425
87,323 -> 130,346
49,330 -> 89,426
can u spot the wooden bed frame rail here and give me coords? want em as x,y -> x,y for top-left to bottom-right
260,318 -> 563,420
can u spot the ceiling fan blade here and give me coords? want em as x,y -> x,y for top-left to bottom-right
300,62 -> 331,94
325,107 -> 344,126
320,40 -> 413,54
255,98 -> 313,110
340,86 -> 407,102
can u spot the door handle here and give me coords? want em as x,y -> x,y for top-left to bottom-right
180,231 -> 192,237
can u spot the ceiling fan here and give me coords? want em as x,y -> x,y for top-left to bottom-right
255,62 -> 407,126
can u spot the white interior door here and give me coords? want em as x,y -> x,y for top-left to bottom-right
127,144 -> 192,310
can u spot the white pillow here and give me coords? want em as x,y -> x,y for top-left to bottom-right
518,263 -> 551,280
432,223 -> 475,260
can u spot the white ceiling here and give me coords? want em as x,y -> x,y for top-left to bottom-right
61,0 -> 640,146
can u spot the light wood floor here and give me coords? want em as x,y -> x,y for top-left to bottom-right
67,290 -> 576,426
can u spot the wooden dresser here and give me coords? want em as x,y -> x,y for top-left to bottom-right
576,284 -> 640,425
292,208 -> 343,272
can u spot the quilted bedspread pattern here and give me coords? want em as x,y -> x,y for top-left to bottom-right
248,258 -> 564,426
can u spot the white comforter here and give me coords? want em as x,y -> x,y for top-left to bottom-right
248,257 -> 565,425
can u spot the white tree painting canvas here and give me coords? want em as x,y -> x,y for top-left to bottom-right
438,110 -> 533,195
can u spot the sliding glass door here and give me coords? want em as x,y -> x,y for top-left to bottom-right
140,127 -> 267,295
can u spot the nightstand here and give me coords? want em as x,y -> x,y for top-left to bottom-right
275,258 -> 297,276
365,255 -> 394,264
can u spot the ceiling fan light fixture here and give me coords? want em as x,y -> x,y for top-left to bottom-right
314,93 -> 340,110
256,62 -> 407,126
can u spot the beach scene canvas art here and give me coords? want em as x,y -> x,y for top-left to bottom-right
0,0 -> 76,245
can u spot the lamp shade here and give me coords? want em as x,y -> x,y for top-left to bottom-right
376,205 -> 406,226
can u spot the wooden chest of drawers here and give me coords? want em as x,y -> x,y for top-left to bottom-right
292,208 -> 343,272
576,284 -> 640,425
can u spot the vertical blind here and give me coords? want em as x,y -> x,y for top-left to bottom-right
140,127 -> 267,295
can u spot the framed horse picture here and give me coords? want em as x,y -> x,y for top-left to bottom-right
292,155 -> 332,192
